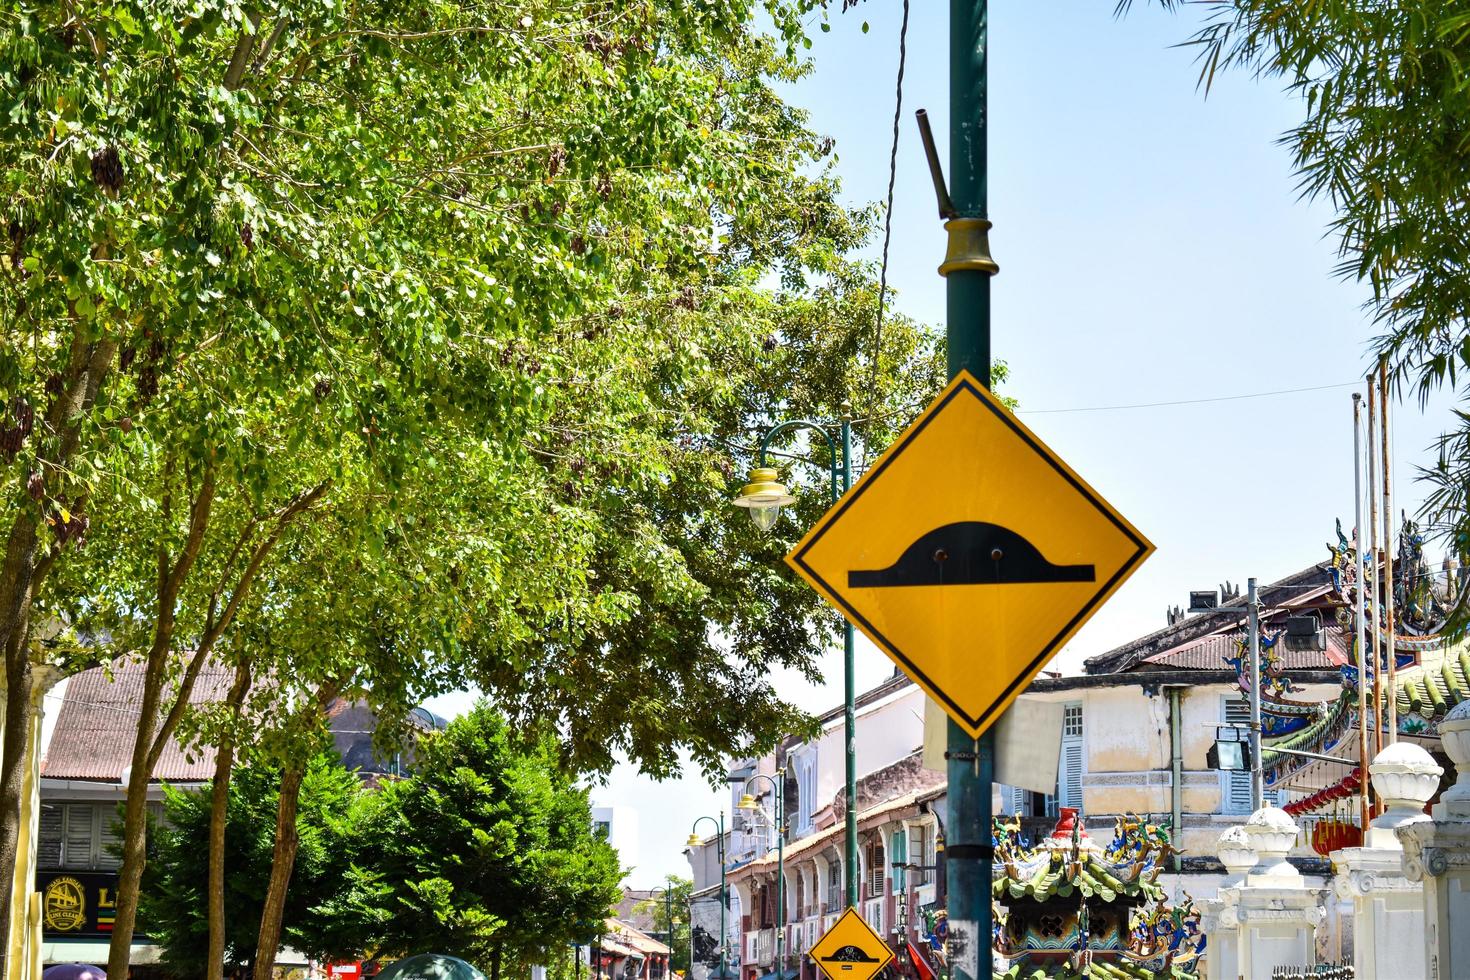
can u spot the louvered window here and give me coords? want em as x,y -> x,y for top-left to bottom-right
1058,702 -> 1083,809
1222,698 -> 1281,813
1222,699 -> 1254,814
826,861 -> 841,911
37,806 -> 61,868
865,839 -> 885,896
64,805 -> 94,869
38,802 -> 124,871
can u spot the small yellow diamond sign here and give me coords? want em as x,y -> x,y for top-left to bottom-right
810,907 -> 893,980
788,370 -> 1153,737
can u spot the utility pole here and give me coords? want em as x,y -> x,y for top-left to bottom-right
941,4 -> 998,980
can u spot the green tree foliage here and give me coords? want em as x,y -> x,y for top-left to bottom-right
0,0 -> 961,968
145,708 -> 622,974
140,752 -> 365,976
333,703 -> 623,968
1118,2 -> 1470,562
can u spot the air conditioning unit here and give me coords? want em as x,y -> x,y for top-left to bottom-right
1188,590 -> 1219,613
1283,614 -> 1327,652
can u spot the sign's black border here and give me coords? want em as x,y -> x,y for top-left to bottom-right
790,376 -> 1151,734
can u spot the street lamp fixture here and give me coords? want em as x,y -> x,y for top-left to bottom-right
730,411 -> 858,909
733,468 -> 795,533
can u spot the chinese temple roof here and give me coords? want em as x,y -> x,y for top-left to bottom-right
990,811 -> 1202,980
992,850 -> 1164,907
997,962 -> 1195,980
1397,644 -> 1470,724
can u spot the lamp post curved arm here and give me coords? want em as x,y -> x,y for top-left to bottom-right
689,814 -> 728,980
754,420 -> 841,505
738,772 -> 788,978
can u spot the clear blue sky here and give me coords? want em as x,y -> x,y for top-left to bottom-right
427,1 -> 1462,888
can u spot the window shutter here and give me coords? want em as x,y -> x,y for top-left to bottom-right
1057,701 -> 1084,810
866,841 -> 884,895
38,806 -> 61,868
97,804 -> 121,869
1060,743 -> 1083,809
1223,698 -> 1256,814
63,805 -> 94,869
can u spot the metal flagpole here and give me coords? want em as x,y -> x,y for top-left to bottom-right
1247,577 -> 1263,811
1380,361 -> 1397,745
943,3 -> 998,980
1366,376 -> 1382,767
1352,393 -> 1371,828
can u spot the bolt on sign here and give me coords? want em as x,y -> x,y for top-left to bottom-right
787,371 -> 1153,738
810,907 -> 894,980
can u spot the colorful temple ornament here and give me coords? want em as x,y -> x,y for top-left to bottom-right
1261,518 -> 1470,807
990,809 -> 1203,979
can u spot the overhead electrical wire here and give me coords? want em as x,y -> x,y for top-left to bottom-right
864,0 -> 911,468
1019,380 -> 1362,415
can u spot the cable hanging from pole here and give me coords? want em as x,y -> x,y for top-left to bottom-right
864,0 -> 911,468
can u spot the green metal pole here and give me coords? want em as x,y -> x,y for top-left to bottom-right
720,812 -> 728,980
839,415 -> 858,910
776,775 -> 785,978
944,4 -> 995,980
751,417 -> 854,910
667,888 -> 673,975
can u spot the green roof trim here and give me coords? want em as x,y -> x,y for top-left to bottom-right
993,852 -> 1163,906
1395,650 -> 1470,722
1262,690 -> 1351,767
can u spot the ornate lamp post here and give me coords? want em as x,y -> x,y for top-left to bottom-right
732,415 -> 858,908
689,814 -> 728,980
737,770 -> 787,979
648,885 -> 675,979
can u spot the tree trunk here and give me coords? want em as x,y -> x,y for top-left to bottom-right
0,613 -> 34,980
105,759 -> 156,979
251,764 -> 305,979
0,333 -> 114,972
492,944 -> 502,980
106,474 -> 324,980
207,658 -> 254,979
252,679 -> 340,978
107,473 -> 217,980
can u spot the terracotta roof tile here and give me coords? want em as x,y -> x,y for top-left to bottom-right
1139,630 -> 1349,672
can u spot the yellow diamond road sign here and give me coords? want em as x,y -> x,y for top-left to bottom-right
788,370 -> 1153,738
810,907 -> 893,980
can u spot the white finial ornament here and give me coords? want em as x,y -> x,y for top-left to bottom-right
1217,825 -> 1258,884
1244,806 -> 1301,881
1437,699 -> 1470,816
